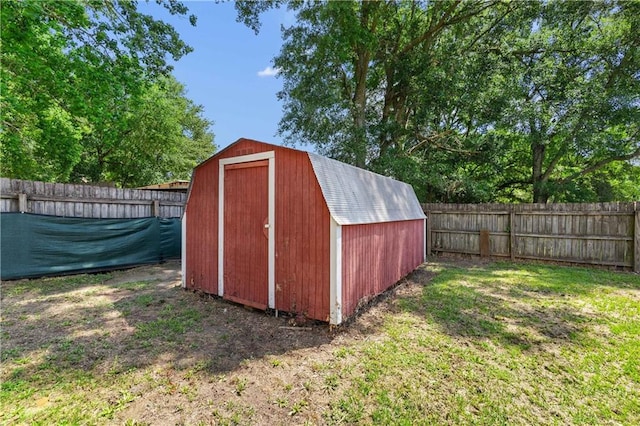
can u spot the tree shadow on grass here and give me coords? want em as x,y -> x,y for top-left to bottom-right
1,262 -> 333,394
110,288 -> 334,373
2,262 -> 181,298
389,262 -> 638,351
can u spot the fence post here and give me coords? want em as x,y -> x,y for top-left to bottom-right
18,193 -> 28,213
510,207 -> 516,261
634,202 -> 639,273
426,211 -> 432,257
152,200 -> 160,217
479,229 -> 490,257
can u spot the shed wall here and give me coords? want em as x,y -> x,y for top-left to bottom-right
185,139 -> 331,321
341,219 -> 424,318
184,163 -> 218,294
274,147 -> 331,320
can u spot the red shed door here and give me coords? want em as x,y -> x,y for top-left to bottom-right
223,160 -> 269,309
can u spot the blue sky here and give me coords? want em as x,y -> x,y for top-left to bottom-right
139,1 -> 292,151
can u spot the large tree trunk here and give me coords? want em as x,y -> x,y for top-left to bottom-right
531,141 -> 549,203
352,50 -> 368,168
351,1 -> 378,168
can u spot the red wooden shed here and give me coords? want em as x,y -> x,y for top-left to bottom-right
182,138 -> 425,324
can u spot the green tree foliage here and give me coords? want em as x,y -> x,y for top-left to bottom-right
1,0 -> 214,186
237,0 -> 639,203
70,76 -> 214,187
490,1 -> 640,202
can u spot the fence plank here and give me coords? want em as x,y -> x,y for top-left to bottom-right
510,210 -> 516,261
426,211 -> 432,257
480,230 -> 490,257
423,202 -> 637,270
0,178 -> 186,218
18,193 -> 27,212
635,204 -> 639,273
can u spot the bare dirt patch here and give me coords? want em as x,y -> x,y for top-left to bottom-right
1,261 -> 437,425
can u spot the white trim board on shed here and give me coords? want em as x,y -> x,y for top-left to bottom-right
218,151 -> 276,309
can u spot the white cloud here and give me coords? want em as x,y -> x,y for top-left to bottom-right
257,66 -> 281,77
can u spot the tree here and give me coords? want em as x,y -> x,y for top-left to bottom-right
236,0 -> 639,203
70,76 -> 214,187
236,0 -> 522,185
0,0 -> 214,186
491,0 -> 640,202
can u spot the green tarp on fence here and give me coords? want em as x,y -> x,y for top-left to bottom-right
1,213 -> 181,280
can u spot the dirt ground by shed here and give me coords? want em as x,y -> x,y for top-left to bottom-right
1,260 -> 430,425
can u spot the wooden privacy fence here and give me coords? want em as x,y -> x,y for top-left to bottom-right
1,178 -> 186,218
423,202 -> 640,272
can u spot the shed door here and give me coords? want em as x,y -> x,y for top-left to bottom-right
223,160 -> 269,309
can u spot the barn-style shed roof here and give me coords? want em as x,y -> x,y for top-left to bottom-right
189,138 -> 425,226
308,153 -> 425,225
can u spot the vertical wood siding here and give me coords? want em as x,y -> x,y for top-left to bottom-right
184,159 -> 218,294
274,147 -> 331,321
341,219 -> 425,319
185,139 -> 331,321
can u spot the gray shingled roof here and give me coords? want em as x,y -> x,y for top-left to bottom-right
308,153 -> 426,225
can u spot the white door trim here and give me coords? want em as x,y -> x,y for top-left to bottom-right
218,151 -> 276,308
329,218 -> 343,324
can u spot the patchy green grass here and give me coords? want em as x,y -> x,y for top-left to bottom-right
0,266 -> 199,424
327,262 -> 640,425
1,260 -> 638,425
3,273 -> 111,297
134,305 -> 203,340
116,280 -> 156,291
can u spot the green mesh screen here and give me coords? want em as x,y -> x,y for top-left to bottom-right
1,213 -> 181,280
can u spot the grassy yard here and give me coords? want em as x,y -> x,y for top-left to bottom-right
1,260 -> 639,425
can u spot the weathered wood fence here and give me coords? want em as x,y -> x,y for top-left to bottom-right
423,202 -> 640,272
1,178 -> 186,218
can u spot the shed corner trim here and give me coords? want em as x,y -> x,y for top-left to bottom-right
329,218 -> 343,325
181,211 -> 187,288
423,217 -> 427,262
